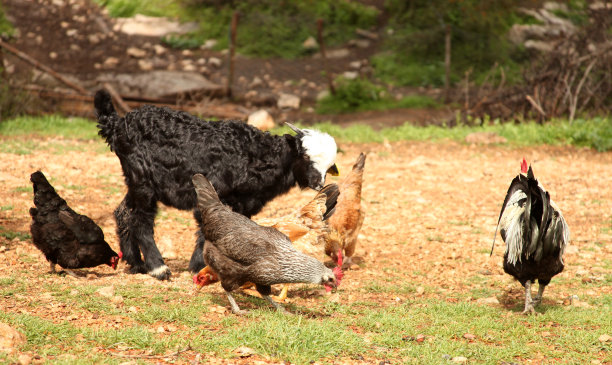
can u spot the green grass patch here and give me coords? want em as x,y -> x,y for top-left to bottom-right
273,117 -> 612,151
0,115 -> 100,140
91,0 -> 182,18
0,226 -> 31,241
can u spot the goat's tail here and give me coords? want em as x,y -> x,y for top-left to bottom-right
94,89 -> 121,149
192,174 -> 222,212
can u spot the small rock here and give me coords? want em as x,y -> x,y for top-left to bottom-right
181,49 -> 193,57
235,346 -> 255,357
88,34 -> 101,44
0,323 -> 26,355
96,286 -> 114,298
452,356 -> 468,363
277,93 -> 300,110
103,57 -> 119,68
111,295 -> 124,304
138,59 -> 154,71
247,110 -> 275,131
69,289 -> 79,296
153,44 -> 167,55
208,57 -> 222,68
302,36 -> 318,50
250,76 -> 264,88
49,52 -> 58,59
343,71 -> 359,80
201,39 -> 218,50
66,29 -> 78,37
476,296 -> 500,305
127,47 -> 147,58
598,334 -> 611,343
0,246 -> 6,253
18,354 -> 31,365
349,61 -> 362,69
416,286 -> 425,295
156,326 -> 165,333
128,306 -> 138,313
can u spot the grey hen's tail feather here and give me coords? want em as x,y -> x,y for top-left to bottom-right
192,174 -> 222,211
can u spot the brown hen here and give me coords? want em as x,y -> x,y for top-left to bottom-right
326,153 -> 366,269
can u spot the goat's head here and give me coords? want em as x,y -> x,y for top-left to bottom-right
286,122 -> 338,191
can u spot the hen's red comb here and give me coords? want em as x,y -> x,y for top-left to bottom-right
520,158 -> 528,174
337,249 -> 343,267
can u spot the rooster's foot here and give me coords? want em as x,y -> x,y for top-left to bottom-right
62,269 -> 79,278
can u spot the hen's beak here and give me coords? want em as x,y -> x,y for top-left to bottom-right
327,164 -> 339,176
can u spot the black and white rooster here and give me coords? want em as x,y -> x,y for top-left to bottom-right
492,158 -> 570,314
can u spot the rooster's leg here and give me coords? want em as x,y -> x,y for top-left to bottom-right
533,283 -> 546,306
522,280 -> 535,314
49,262 -> 56,273
226,291 -> 248,315
263,295 -> 288,314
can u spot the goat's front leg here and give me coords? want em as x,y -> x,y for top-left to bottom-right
121,193 -> 170,280
188,209 -> 207,272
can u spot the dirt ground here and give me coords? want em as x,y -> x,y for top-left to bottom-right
0,137 -> 611,361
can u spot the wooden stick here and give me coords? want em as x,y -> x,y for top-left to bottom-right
317,18 -> 336,95
444,24 -> 451,103
102,82 -> 131,113
526,94 -> 546,118
0,39 -> 90,95
226,11 -> 239,98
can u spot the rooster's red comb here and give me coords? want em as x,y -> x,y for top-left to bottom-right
521,158 -> 528,174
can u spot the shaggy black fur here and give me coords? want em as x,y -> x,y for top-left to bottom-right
94,89 -> 336,280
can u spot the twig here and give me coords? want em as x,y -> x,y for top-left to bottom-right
110,345 -> 192,359
569,58 -> 597,123
526,94 -> 546,118
0,39 -> 89,95
102,82 -> 131,114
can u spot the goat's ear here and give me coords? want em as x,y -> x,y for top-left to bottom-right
284,133 -> 304,156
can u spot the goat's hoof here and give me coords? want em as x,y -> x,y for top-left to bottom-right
148,265 -> 172,280
127,264 -> 147,274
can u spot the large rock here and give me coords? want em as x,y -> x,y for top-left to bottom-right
277,93 -> 301,110
97,70 -> 223,98
0,323 -> 26,355
113,14 -> 198,37
247,110 -> 275,131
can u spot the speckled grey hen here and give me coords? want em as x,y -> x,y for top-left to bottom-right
192,174 -> 343,315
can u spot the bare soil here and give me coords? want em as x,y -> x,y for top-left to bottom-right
0,137 -> 610,363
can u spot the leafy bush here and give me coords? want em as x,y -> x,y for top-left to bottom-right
316,77 -> 441,114
0,3 -> 14,38
374,0 -> 529,87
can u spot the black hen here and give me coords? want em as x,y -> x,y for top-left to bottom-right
492,159 -> 570,314
29,171 -> 120,275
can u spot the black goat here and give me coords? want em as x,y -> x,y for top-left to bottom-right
94,90 -> 338,280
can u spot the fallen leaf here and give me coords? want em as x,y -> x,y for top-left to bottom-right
599,334 -> 611,343
463,333 -> 476,340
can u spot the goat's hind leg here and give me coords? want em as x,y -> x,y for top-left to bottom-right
115,197 -> 146,274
